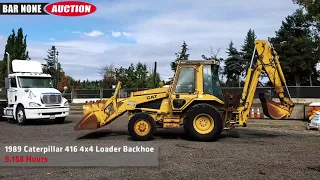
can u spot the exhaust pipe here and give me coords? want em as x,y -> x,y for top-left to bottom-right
6,52 -> 10,76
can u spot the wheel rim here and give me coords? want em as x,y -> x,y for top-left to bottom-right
134,120 -> 151,136
193,114 -> 214,134
17,110 -> 24,123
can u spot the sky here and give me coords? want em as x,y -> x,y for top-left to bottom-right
0,0 -> 300,81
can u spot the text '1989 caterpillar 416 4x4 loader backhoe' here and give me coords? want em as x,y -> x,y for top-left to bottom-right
74,40 -> 295,141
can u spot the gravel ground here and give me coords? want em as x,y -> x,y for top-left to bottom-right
0,115 -> 319,180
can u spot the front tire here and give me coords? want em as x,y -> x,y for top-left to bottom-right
184,103 -> 223,141
16,106 -> 27,125
128,113 -> 157,141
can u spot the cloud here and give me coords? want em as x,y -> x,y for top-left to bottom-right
111,31 -> 122,38
84,30 -> 104,37
122,32 -> 132,38
110,31 -> 133,38
49,38 -> 55,41
0,0 -> 300,81
71,31 -> 81,34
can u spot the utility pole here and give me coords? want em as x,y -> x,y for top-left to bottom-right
56,51 -> 59,89
153,61 -> 157,88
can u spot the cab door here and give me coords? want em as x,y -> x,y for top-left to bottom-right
7,76 -> 18,104
170,66 -> 199,111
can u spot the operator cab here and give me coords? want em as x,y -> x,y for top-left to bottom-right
170,60 -> 224,110
173,60 -> 223,99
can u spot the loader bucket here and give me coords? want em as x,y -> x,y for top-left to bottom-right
74,82 -> 125,131
74,111 -> 100,130
73,100 -> 108,130
259,93 -> 289,120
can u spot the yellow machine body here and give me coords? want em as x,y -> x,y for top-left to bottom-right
74,40 -> 295,141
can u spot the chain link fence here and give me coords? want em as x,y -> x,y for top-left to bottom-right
221,86 -> 320,99
70,86 -> 320,100
70,88 -> 149,99
1,86 -> 320,103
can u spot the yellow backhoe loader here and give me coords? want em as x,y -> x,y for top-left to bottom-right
74,40 -> 295,141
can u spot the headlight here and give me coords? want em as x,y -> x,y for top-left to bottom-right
29,102 -> 41,107
64,101 -> 69,107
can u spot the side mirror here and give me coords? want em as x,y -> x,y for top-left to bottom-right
4,78 -> 9,89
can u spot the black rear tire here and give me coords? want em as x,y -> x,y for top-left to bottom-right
184,103 -> 223,141
128,113 -> 157,141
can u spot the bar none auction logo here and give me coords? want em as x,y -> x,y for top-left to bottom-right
0,1 -> 97,16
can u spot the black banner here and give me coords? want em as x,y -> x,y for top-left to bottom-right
0,3 -> 49,15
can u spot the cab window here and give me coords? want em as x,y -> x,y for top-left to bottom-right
175,67 -> 195,93
10,77 -> 17,88
203,65 -> 223,100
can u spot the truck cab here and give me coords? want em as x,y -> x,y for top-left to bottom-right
2,60 -> 70,125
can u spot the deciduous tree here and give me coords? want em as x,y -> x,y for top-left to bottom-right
58,71 -> 69,91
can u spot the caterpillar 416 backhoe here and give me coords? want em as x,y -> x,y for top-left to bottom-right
74,40 -> 295,141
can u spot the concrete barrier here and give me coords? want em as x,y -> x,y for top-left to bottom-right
72,98 -> 320,104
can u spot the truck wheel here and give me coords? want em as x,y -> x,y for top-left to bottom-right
54,117 -> 65,124
184,103 -> 223,141
128,113 -> 157,141
16,106 -> 27,125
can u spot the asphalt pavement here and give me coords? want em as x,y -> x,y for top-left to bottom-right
0,114 -> 319,180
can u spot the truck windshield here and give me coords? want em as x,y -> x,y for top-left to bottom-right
18,77 -> 53,88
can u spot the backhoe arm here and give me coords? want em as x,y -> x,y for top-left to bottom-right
236,40 -> 294,126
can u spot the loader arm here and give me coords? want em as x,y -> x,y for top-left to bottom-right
235,40 -> 295,126
74,81 -> 129,130
74,81 -> 169,131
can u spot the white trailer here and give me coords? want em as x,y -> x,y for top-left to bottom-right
0,59 -> 70,125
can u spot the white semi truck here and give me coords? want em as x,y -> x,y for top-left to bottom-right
0,57 -> 70,125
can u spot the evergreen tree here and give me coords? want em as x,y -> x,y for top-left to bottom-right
42,46 -> 59,87
147,72 -> 161,88
269,8 -> 319,86
171,41 -> 189,74
124,63 -> 137,88
14,28 -> 29,60
43,46 -> 57,76
0,28 -> 29,87
224,41 -> 244,87
241,29 -> 257,75
134,62 -> 149,88
293,0 -> 320,22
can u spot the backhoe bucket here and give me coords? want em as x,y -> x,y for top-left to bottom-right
259,93 -> 290,120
